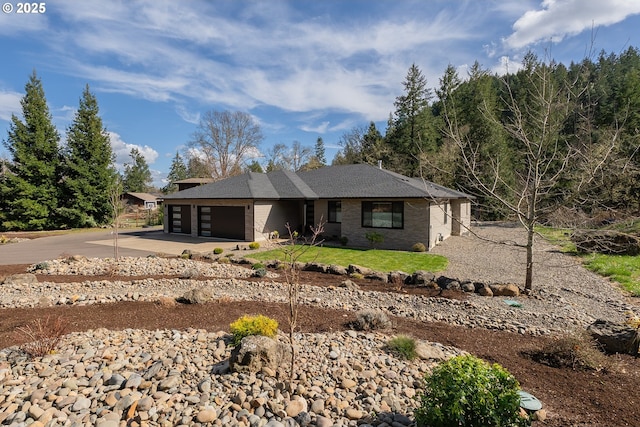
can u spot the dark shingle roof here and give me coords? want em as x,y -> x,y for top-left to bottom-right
163,164 -> 471,200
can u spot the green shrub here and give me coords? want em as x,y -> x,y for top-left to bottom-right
412,242 -> 427,252
213,247 -> 224,255
415,354 -> 529,427
217,257 -> 230,264
252,262 -> 266,270
365,231 -> 384,248
349,272 -> 364,280
252,268 -> 267,278
248,242 -> 260,250
230,314 -> 279,346
387,335 -> 417,360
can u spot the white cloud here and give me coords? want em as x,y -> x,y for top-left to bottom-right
0,90 -> 22,121
505,0 -> 640,49
300,121 -> 330,134
109,131 -> 159,171
175,106 -> 200,125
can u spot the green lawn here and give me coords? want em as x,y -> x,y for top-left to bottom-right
249,245 -> 448,273
536,226 -> 640,297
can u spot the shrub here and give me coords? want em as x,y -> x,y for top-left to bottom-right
252,268 -> 267,278
412,242 -> 427,252
349,272 -> 364,279
230,314 -> 279,346
365,231 -> 384,248
213,247 -> 224,255
387,335 -> 417,360
353,309 -> 391,331
415,354 -> 529,427
218,257 -> 231,264
340,236 -> 348,246
30,262 -> 49,272
252,262 -> 266,270
16,316 -> 68,358
529,330 -> 610,371
248,242 -> 260,250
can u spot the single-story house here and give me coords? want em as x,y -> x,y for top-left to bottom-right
121,192 -> 163,210
162,164 -> 472,251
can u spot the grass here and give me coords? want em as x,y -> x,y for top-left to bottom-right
536,226 -> 640,297
582,254 -> 640,296
249,245 -> 448,273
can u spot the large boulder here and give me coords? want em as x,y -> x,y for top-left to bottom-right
180,287 -> 213,304
229,335 -> 291,374
587,319 -> 639,355
571,230 -> 640,256
489,283 -> 521,297
2,273 -> 38,286
411,270 -> 436,287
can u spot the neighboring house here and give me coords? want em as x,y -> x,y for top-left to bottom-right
173,177 -> 215,192
162,164 -> 472,250
122,192 -> 163,210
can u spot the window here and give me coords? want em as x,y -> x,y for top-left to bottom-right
328,200 -> 341,223
362,201 -> 403,229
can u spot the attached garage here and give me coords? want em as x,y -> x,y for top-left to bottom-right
199,206 -> 245,239
169,205 -> 191,234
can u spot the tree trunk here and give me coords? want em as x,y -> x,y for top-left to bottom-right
525,225 -> 534,292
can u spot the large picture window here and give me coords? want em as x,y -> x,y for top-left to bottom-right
362,201 -> 403,229
328,200 -> 341,223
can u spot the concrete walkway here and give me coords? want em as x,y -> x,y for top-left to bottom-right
0,227 -> 244,265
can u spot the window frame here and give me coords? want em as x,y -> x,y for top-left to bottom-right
328,200 -> 342,223
361,201 -> 404,229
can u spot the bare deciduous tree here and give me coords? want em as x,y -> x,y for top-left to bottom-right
443,55 -> 620,292
188,110 -> 263,180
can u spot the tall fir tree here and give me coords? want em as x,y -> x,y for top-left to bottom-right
162,152 -> 188,193
0,71 -> 61,230
122,148 -> 152,193
314,137 -> 326,165
385,63 -> 437,175
60,85 -> 116,227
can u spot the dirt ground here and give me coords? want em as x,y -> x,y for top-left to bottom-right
1,263 -> 639,427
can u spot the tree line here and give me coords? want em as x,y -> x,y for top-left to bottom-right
333,48 -> 640,223
0,71 -> 153,231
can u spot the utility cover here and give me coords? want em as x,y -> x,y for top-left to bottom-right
518,390 -> 542,411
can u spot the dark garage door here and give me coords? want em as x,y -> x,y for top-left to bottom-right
209,206 -> 245,239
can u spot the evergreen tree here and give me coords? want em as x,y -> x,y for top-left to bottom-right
245,160 -> 264,173
186,155 -> 211,178
162,152 -> 188,193
122,148 -> 152,192
0,71 -> 61,230
385,63 -> 437,175
314,137 -> 326,165
60,85 -> 116,227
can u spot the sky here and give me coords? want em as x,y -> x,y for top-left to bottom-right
1,0 -> 640,188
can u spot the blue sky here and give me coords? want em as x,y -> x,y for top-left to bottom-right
1,0 -> 640,187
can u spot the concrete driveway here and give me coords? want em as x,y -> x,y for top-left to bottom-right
0,227 -> 244,265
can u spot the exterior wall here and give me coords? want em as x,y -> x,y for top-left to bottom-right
254,200 -> 302,241
314,199 -> 341,238
451,199 -> 471,236
164,199 -> 254,240
428,201 -> 452,249
340,199 -> 431,251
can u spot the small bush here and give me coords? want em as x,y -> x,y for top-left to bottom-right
415,354 -> 529,427
16,316 -> 68,358
230,314 -> 279,346
31,262 -> 49,272
218,257 -> 231,264
340,236 -> 348,246
252,262 -> 266,270
248,242 -> 260,250
213,247 -> 224,255
252,267 -> 267,278
354,309 -> 391,331
365,231 -> 384,248
387,335 -> 417,360
529,330 -> 610,371
412,242 -> 427,252
349,272 -> 364,280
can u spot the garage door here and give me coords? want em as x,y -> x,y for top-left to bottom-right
202,206 -> 245,239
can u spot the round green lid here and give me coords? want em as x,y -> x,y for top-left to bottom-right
518,390 -> 542,411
